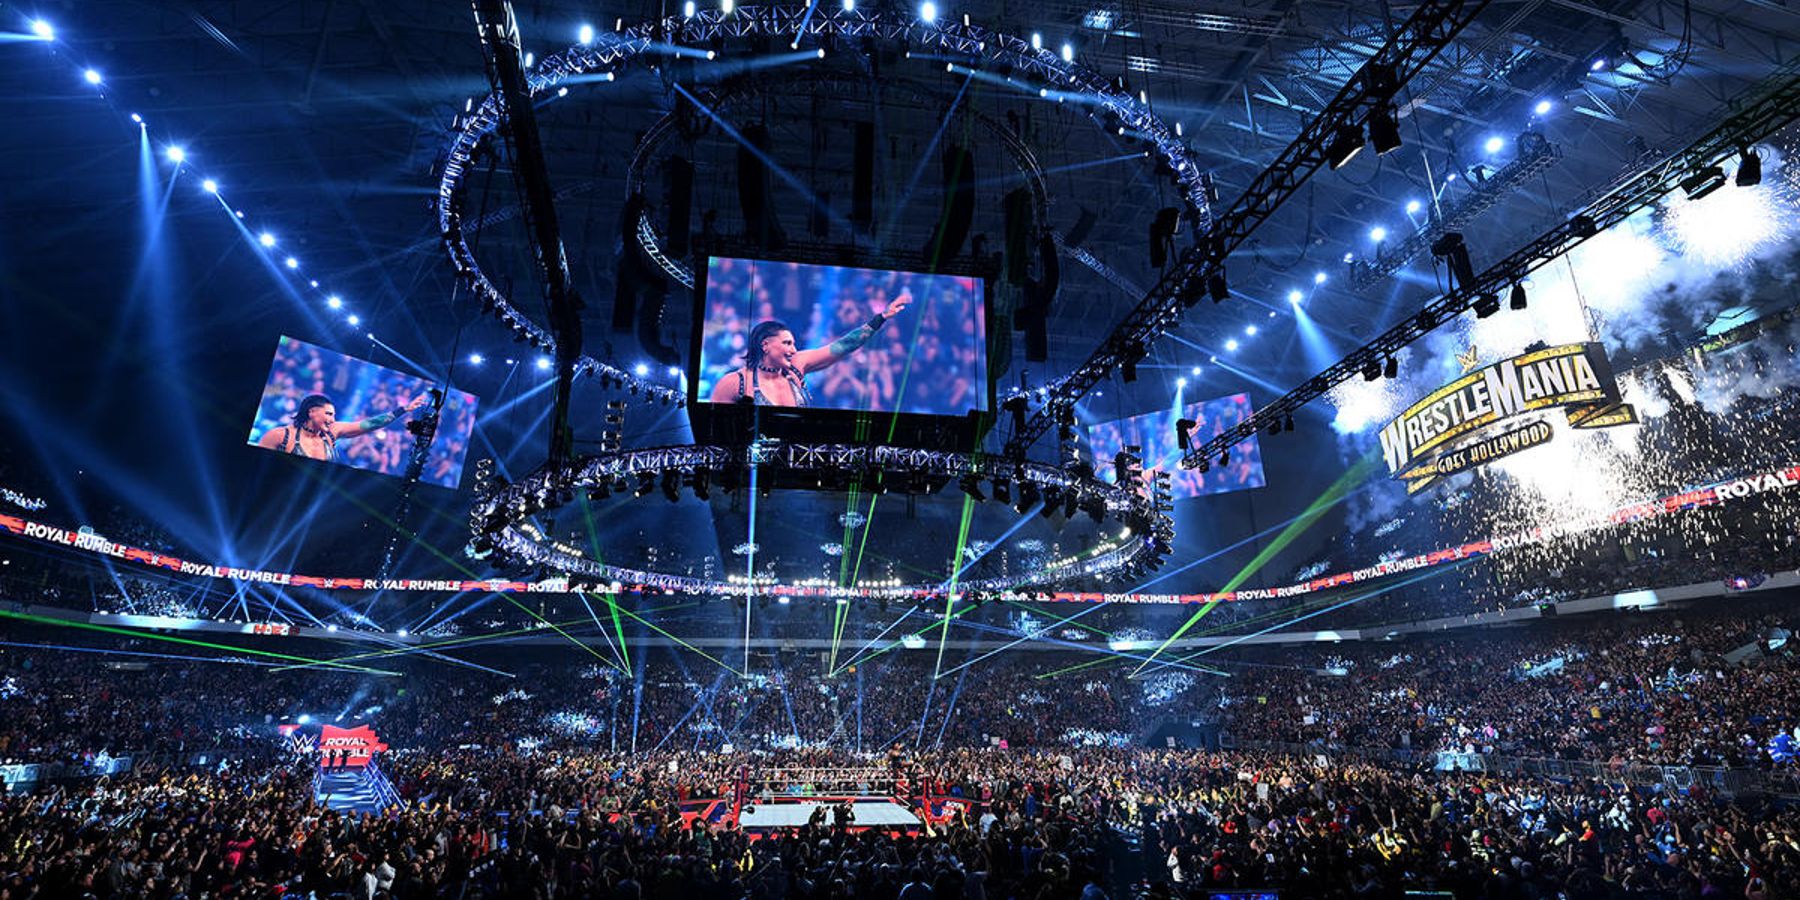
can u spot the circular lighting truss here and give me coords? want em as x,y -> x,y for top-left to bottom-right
467,444 -> 1174,599
437,4 -> 1210,401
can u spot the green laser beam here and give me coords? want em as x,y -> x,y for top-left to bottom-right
933,495 -> 978,680
1130,455 -> 1381,676
0,608 -> 402,677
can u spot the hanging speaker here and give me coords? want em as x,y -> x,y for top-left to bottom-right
852,121 -> 875,233
736,122 -> 786,250
923,144 -> 974,265
1003,188 -> 1033,285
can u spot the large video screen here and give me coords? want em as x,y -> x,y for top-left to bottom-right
1085,394 -> 1266,499
694,256 -> 989,416
247,336 -> 478,489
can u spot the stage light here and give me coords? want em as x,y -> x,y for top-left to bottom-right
284,257 -> 298,269
1369,226 -> 1388,243
397,629 -> 409,637
1313,271 -> 1328,285
684,1 -> 696,17
1176,377 -> 1187,388
1736,147 -> 1762,186
30,19 -> 52,40
1405,199 -> 1422,214
347,314 -> 361,326
578,23 -> 595,44
1474,292 -> 1501,318
1509,282 -> 1528,310
326,296 -> 342,309
1062,43 -> 1074,62
843,0 -> 855,10
634,362 -> 650,376
258,232 -> 276,248
536,356 -> 551,370
1680,165 -> 1727,200
1191,366 -> 1201,376
1326,123 -> 1363,169
83,68 -> 102,85
919,2 -> 937,24
165,146 -> 186,164
667,365 -> 682,377
470,353 -> 484,365
778,595 -> 791,604
1383,356 -> 1398,379
309,280 -> 318,287
1245,325 -> 1257,336
201,179 -> 218,194
131,113 -> 142,124
1590,58 -> 1607,71
556,86 -> 568,97
1288,289 -> 1303,304
523,52 -> 533,68
1362,360 -> 1381,381
1224,339 -> 1239,352
1483,135 -> 1505,154
1206,271 -> 1229,302
1283,413 -> 1295,431
1031,32 -> 1042,49
1534,99 -> 1553,115
721,0 -> 735,13
1368,108 -> 1401,155
325,624 -> 338,633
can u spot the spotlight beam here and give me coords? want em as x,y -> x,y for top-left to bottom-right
0,608 -> 402,676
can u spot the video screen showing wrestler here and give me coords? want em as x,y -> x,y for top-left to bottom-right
696,257 -> 989,415
1084,393 -> 1266,499
247,336 -> 479,489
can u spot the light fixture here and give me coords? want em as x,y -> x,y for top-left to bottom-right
1361,360 -> 1381,381
1176,376 -> 1187,388
470,353 -> 484,365
1369,226 -> 1388,243
1245,325 -> 1258,336
29,19 -> 53,40
1313,271 -> 1328,285
1509,282 -> 1528,310
1590,58 -> 1607,71
201,179 -> 219,194
1031,32 -> 1042,50
1368,108 -> 1401,155
578,23 -> 595,44
1326,123 -> 1364,169
347,314 -> 361,326
1224,339 -> 1239,352
131,113 -> 143,124
843,0 -> 855,10
1405,199 -> 1422,214
1736,147 -> 1763,187
684,1 -> 696,18
1061,42 -> 1074,62
165,146 -> 186,164
919,1 -> 937,23
721,0 -> 735,13
634,362 -> 650,376
1483,135 -> 1506,154
83,68 -> 102,85
536,356 -> 552,370
1287,289 -> 1303,304
327,295 -> 342,309
1474,292 -> 1501,318
1679,165 -> 1727,200
1534,99 -> 1553,116
284,257 -> 298,269
1191,366 -> 1202,376
668,365 -> 682,377
258,232 -> 276,248
1383,356 -> 1398,379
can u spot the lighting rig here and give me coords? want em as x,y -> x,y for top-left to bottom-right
1182,60 -> 1800,469
1003,0 -> 1496,459
1350,131 -> 1563,291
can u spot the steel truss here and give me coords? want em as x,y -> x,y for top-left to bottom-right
468,442 -> 1174,597
439,5 -> 1205,405
1184,61 -> 1800,469
1004,0 -> 1494,459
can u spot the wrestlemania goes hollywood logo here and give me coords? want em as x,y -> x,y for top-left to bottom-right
1378,342 -> 1636,494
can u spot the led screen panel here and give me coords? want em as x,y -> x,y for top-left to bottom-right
1085,393 -> 1266,498
247,336 -> 478,489
694,256 -> 989,416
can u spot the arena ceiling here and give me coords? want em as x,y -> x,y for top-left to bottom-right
3,0 -> 1799,634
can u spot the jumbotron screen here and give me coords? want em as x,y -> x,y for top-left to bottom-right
694,256 -> 989,416
1085,393 -> 1266,498
246,336 -> 478,489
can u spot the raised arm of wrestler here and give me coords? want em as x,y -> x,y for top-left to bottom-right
790,289 -> 912,375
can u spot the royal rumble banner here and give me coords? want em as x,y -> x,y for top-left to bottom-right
1378,342 -> 1637,493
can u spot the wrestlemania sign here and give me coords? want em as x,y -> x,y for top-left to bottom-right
1378,342 -> 1636,493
